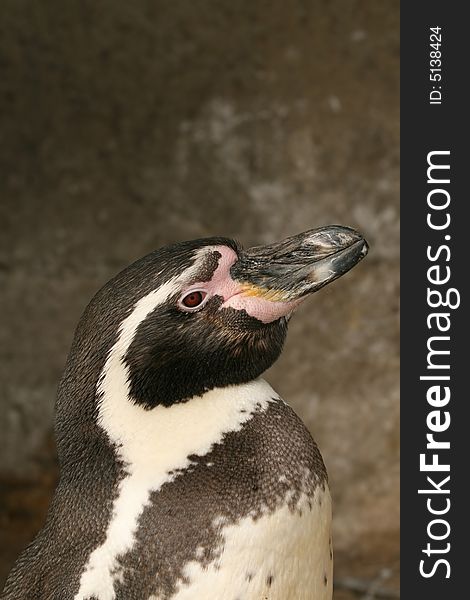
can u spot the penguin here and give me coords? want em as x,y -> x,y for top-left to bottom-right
2,225 -> 368,600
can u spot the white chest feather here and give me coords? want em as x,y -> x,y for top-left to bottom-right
171,486 -> 333,600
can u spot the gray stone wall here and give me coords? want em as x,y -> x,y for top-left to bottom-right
0,1 -> 399,595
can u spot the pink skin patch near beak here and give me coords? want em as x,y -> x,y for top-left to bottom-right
222,293 -> 302,324
187,246 -> 302,324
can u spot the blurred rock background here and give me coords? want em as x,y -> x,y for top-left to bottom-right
0,0 -> 399,596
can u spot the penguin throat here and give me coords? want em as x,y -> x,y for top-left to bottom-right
123,313 -> 285,409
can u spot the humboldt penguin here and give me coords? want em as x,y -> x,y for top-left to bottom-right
1,226 -> 368,600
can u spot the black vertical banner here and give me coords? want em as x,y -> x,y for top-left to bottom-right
401,3 -> 467,599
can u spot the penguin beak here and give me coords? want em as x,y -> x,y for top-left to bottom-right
230,226 -> 368,303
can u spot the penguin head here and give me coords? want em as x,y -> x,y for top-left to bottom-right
68,227 -> 368,411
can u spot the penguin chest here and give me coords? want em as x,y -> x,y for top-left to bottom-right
172,485 -> 333,600
74,385 -> 332,600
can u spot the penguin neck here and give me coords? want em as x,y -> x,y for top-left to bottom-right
56,332 -> 279,476
86,277 -> 279,472
55,266 -> 281,472
97,378 -> 277,477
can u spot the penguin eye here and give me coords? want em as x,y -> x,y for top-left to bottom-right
179,290 -> 208,312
